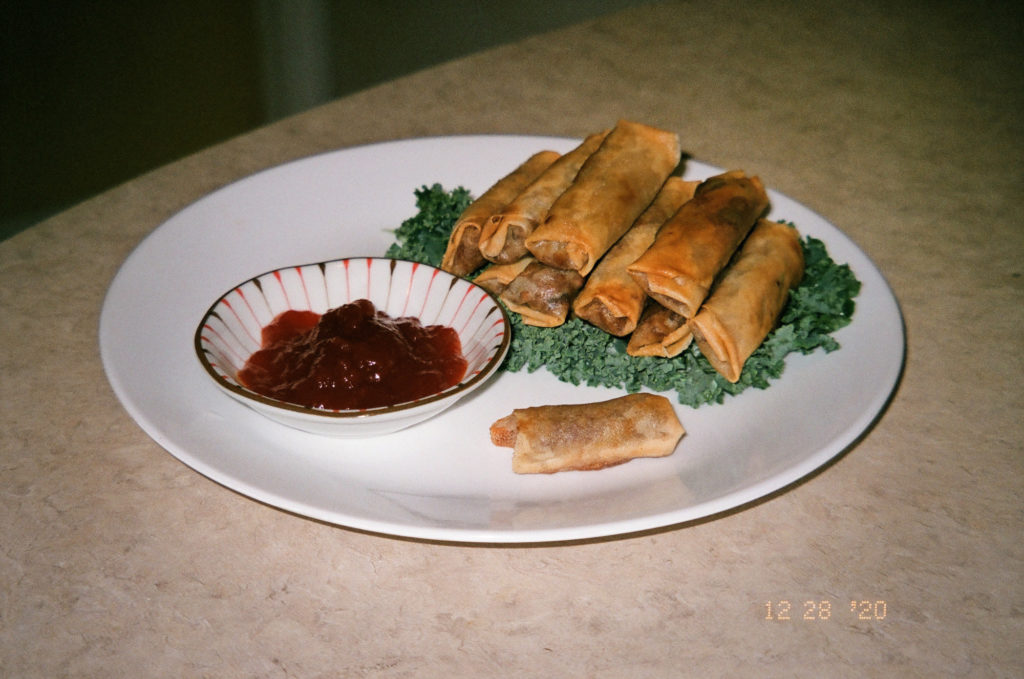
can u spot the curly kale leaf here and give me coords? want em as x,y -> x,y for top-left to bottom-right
385,184 -> 472,265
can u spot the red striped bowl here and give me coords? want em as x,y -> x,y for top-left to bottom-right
194,258 -> 511,437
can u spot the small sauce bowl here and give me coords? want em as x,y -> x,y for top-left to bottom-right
194,257 -> 510,437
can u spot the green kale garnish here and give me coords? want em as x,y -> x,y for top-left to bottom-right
385,185 -> 861,408
386,183 -> 473,264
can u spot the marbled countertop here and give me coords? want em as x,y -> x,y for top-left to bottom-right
2,1 -> 1021,676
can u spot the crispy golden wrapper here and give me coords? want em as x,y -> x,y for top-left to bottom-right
691,219 -> 805,382
490,393 -> 685,474
573,177 -> 698,336
627,170 -> 769,318
525,119 -> 681,276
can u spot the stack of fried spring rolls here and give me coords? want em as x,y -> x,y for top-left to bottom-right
501,120 -> 682,327
446,119 -> 683,328
442,122 -> 803,383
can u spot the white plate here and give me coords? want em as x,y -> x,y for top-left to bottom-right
99,135 -> 904,543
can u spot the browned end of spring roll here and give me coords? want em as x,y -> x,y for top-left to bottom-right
573,177 -> 699,336
478,131 -> 609,264
472,257 -> 535,296
627,171 -> 770,318
691,219 -> 805,382
489,393 -> 685,474
524,120 -> 682,276
440,149 -> 561,276
626,303 -> 694,357
499,260 -> 585,327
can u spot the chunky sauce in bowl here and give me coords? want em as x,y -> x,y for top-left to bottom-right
237,299 -> 468,410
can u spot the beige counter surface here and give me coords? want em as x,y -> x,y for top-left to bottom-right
2,1 -> 1021,676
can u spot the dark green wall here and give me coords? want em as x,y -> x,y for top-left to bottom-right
1,1 -> 648,240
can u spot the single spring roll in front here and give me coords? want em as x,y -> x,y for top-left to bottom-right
627,171 -> 770,318
499,260 -> 584,327
489,393 -> 685,474
525,119 -> 682,276
573,177 -> 699,336
478,130 -> 609,264
441,150 -> 560,277
691,219 -> 805,383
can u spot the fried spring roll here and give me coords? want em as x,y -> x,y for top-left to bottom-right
626,303 -> 693,357
627,171 -> 770,318
441,150 -> 561,276
524,120 -> 682,276
478,130 -> 609,264
489,393 -> 685,474
472,257 -> 535,296
499,260 -> 584,327
573,177 -> 699,336
691,219 -> 805,382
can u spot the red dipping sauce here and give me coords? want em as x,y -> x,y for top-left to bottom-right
237,299 -> 468,411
